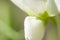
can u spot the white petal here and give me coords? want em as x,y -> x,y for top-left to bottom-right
55,0 -> 60,12
11,0 -> 59,16
11,0 -> 47,16
47,0 -> 59,16
24,16 -> 45,40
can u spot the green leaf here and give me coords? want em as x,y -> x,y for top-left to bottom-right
36,11 -> 49,25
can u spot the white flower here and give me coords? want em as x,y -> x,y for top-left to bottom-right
11,0 -> 59,16
24,16 -> 45,40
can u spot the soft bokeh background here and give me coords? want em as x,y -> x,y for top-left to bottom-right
0,0 -> 28,40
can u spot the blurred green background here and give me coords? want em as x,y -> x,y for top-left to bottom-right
0,0 -> 27,40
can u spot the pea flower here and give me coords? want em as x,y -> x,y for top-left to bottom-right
11,0 -> 60,40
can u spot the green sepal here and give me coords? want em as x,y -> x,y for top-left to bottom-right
36,11 -> 57,26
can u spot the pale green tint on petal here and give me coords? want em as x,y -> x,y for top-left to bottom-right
24,16 -> 45,40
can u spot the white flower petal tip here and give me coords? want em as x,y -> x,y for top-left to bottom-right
24,16 -> 45,40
